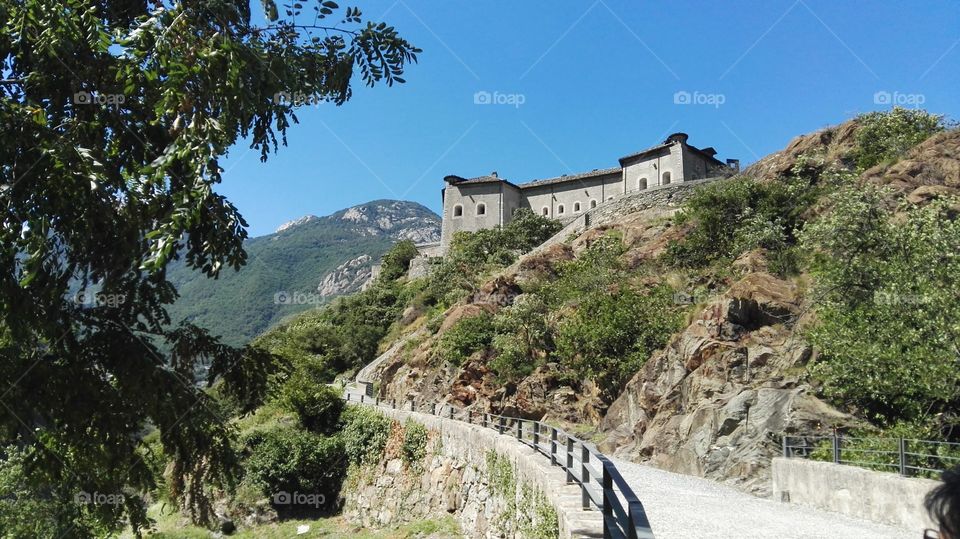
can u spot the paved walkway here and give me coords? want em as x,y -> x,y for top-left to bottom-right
611,457 -> 913,539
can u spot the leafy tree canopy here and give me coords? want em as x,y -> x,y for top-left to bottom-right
0,0 -> 418,534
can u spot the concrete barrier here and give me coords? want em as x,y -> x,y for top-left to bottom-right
772,457 -> 939,531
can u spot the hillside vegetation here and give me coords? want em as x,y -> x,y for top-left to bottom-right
249,108 -> 960,490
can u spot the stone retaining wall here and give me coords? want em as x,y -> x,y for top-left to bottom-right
771,457 -> 938,531
342,406 -> 603,538
533,176 -> 727,253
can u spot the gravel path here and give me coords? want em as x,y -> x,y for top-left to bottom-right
611,458 -> 913,539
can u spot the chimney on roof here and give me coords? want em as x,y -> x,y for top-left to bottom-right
666,132 -> 689,145
701,147 -> 717,157
490,171 -> 498,178
726,159 -> 740,172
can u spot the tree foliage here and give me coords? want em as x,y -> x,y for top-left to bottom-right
0,0 -> 418,533
854,107 -> 946,169
801,184 -> 960,432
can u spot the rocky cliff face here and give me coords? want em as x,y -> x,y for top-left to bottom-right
600,270 -> 857,495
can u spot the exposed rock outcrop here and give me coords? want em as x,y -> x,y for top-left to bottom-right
600,272 -> 858,495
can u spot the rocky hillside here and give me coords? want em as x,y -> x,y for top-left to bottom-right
345,110 -> 959,495
166,200 -> 439,345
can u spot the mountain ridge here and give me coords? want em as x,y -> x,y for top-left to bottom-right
166,199 -> 440,345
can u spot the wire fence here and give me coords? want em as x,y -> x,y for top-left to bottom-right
344,391 -> 655,539
782,433 -> 960,479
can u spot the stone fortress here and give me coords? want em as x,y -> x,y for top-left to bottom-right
433,133 -> 738,254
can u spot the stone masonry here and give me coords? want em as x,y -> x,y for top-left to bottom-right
341,405 -> 604,538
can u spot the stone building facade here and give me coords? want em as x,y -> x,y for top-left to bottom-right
437,133 -> 737,252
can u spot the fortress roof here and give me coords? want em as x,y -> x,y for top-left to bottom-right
520,166 -> 622,189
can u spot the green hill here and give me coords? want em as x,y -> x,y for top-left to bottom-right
165,200 -> 440,345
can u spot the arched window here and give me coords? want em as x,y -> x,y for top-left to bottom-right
662,171 -> 671,185
557,204 -> 565,215
590,200 -> 598,209
453,205 -> 463,217
574,202 -> 581,212
639,177 -> 648,190
542,207 -> 549,216
476,203 -> 486,216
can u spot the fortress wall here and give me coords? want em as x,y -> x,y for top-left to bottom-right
342,405 -> 603,538
531,176 -> 727,254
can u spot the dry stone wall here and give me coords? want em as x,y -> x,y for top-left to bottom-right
341,406 -> 604,538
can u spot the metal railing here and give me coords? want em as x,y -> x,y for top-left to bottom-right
783,433 -> 960,478
345,392 -> 655,539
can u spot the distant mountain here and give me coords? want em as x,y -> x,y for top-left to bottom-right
166,200 -> 440,345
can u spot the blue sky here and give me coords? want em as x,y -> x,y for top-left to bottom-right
219,0 -> 960,236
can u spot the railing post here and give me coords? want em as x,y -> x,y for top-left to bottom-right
899,438 -> 907,476
566,438 -> 574,484
346,393 -> 351,402
602,464 -> 613,539
431,403 -> 437,415
581,445 -> 591,510
533,423 -> 540,452
832,432 -> 841,464
551,428 -> 558,466
448,405 -> 454,419
360,394 -> 365,404
498,416 -> 505,435
374,396 -> 379,406
483,413 -> 488,428
467,410 -> 472,424
516,419 -> 522,440
391,398 -> 395,409
782,435 -> 788,457
408,398 -> 414,411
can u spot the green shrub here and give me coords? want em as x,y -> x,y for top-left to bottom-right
555,285 -> 682,401
490,295 -> 553,381
665,171 -> 823,274
380,240 -> 420,281
340,406 -> 393,466
241,426 -> 346,512
401,420 -> 429,468
276,374 -> 344,434
800,185 -> 960,431
435,312 -> 495,365
853,107 -> 945,169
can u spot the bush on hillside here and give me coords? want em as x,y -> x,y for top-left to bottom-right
665,164 -> 833,274
340,406 -> 393,466
489,295 -> 553,381
380,240 -> 420,281
435,312 -> 495,365
242,426 -> 346,512
854,107 -> 946,169
800,184 -> 960,432
276,374 -> 344,434
555,285 -> 682,401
